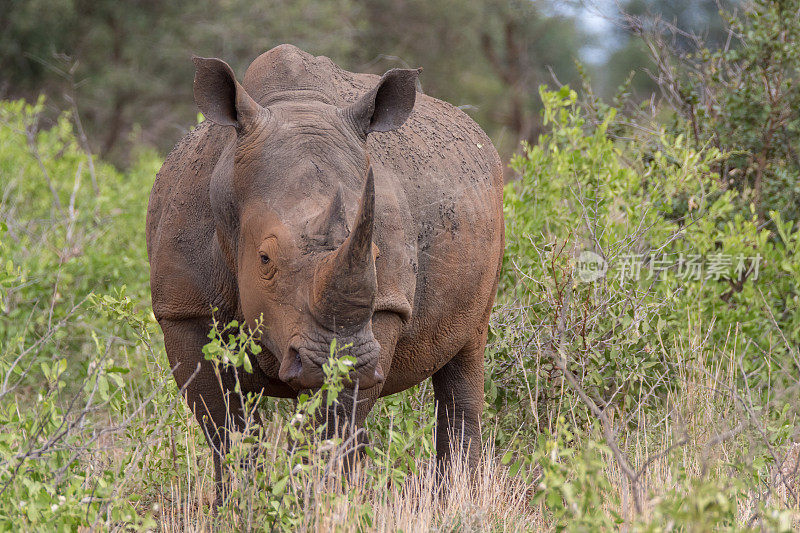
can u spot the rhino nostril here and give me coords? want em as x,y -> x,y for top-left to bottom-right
279,344 -> 303,384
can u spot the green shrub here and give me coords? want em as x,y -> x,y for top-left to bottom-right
492,84 -> 800,529
495,83 -> 800,419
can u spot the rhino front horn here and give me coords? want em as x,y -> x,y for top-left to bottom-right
310,167 -> 377,330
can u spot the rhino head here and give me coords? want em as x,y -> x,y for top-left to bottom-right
192,56 -> 419,392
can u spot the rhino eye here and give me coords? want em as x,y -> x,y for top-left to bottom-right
259,253 -> 270,265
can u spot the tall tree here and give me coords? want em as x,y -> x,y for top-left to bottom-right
1,0 -> 362,164
601,0 -> 740,98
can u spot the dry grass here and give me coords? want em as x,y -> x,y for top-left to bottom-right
153,426 -> 542,532
141,320 -> 799,532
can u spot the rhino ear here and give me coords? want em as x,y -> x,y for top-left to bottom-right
346,68 -> 421,135
192,56 -> 262,129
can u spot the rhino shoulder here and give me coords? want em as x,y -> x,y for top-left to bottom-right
147,121 -> 236,321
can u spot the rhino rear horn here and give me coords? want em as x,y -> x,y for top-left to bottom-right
305,183 -> 350,248
310,168 -> 376,330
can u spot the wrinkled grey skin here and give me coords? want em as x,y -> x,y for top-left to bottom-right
146,45 -> 504,503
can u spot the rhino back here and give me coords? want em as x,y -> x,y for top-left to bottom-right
371,95 -> 504,384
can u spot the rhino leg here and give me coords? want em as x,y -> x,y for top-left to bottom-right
160,318 -> 246,508
432,337 -> 486,474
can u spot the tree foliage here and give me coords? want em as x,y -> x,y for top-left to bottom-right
0,0 -> 590,166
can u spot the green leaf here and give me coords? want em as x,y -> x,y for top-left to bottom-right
501,451 -> 513,465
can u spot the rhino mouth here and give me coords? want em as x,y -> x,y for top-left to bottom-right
279,330 -> 383,391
